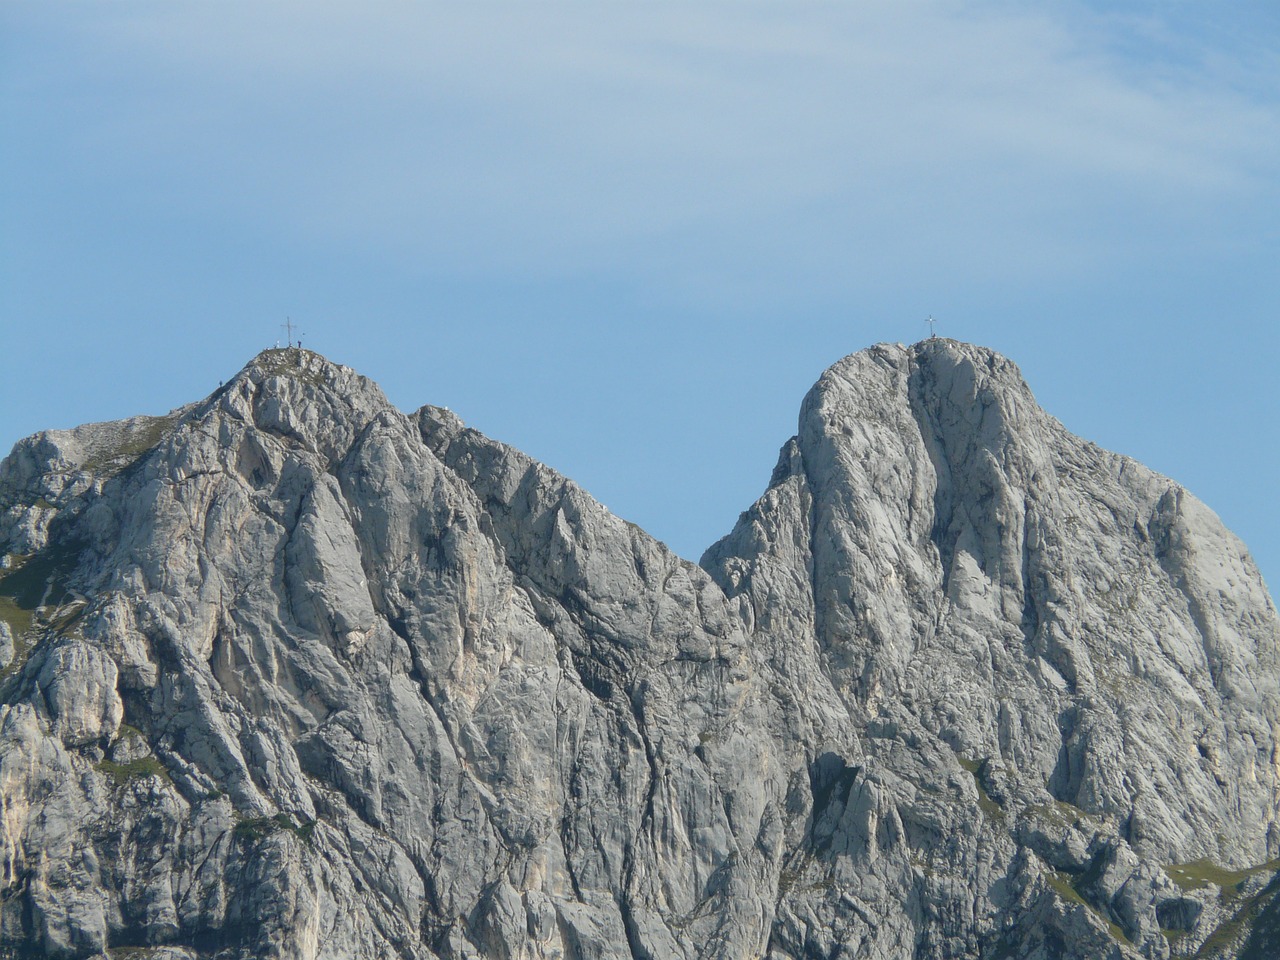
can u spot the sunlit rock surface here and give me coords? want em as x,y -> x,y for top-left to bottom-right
0,341 -> 1275,959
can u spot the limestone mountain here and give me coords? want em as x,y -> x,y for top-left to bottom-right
0,341 -> 1275,960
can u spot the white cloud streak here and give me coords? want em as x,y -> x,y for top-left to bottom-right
13,2 -> 1280,291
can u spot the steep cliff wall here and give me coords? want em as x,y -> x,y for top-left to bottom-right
0,341 -> 1274,959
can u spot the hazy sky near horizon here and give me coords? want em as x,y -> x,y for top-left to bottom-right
3,2 -> 1279,587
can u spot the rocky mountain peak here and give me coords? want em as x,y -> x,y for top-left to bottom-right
211,346 -> 396,462
1,341 -> 1277,960
709,338 -> 1279,862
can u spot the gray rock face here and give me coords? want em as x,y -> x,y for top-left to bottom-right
706,341 -> 1280,957
0,341 -> 1276,959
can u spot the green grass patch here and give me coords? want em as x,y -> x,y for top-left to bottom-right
1049,870 -> 1132,946
1049,870 -> 1089,908
95,756 -> 169,785
1024,799 -> 1087,829
1193,874 -> 1280,959
80,415 -> 177,475
1106,919 -> 1133,946
955,754 -> 1004,819
0,539 -> 84,613
1164,858 -> 1280,897
234,812 -> 316,846
0,551 -> 62,611
0,595 -> 34,640
976,791 -> 1003,820
0,543 -> 89,680
0,562 -> 43,681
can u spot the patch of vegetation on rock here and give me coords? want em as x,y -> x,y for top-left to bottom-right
81,414 -> 178,475
1163,858 -> 1280,896
1049,870 -> 1132,946
96,756 -> 169,785
234,812 -> 316,846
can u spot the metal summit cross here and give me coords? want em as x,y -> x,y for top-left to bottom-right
281,318 -> 298,348
926,316 -> 937,339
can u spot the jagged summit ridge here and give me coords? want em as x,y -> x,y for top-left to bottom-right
0,339 -> 1276,960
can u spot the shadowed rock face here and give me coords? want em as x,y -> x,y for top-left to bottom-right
0,341 -> 1275,960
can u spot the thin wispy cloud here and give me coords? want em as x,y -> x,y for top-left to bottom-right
23,2 -> 1274,288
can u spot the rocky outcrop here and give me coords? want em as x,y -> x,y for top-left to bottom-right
704,340 -> 1280,957
0,341 -> 1275,959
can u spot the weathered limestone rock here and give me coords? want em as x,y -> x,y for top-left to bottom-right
36,641 -> 123,747
705,339 -> 1280,956
0,341 -> 1274,959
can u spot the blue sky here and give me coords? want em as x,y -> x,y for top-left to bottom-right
3,2 -> 1278,588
